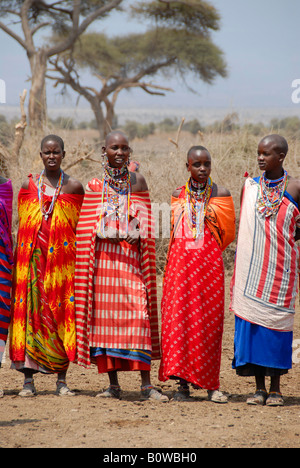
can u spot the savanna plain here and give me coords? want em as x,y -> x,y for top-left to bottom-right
0,126 -> 299,449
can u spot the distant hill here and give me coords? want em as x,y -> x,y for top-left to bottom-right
1,105 -> 299,126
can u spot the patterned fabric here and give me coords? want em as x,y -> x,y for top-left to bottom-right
91,347 -> 151,373
128,161 -> 140,172
75,178 -> 160,368
230,177 -> 300,331
0,180 -> 13,265
90,238 -> 151,350
91,347 -> 151,365
9,175 -> 83,373
169,189 -> 235,253
0,239 -> 13,345
0,180 -> 13,366
159,187 -> 235,390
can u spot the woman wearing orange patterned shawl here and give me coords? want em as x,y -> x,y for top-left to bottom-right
159,146 -> 235,402
10,135 -> 84,397
75,131 -> 167,401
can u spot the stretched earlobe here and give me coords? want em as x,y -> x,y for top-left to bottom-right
101,151 -> 107,167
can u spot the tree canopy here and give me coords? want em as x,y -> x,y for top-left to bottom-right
74,27 -> 226,85
0,0 -> 123,127
0,0 -> 227,136
48,0 -> 227,138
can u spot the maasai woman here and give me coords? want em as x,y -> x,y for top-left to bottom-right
231,134 -> 300,407
10,135 -> 84,397
159,146 -> 235,402
75,131 -> 167,401
0,176 -> 13,398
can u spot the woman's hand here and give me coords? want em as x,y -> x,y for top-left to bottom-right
105,226 -> 121,243
125,228 -> 140,245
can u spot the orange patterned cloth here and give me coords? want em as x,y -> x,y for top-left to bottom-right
9,176 -> 83,373
169,192 -> 236,253
75,178 -> 160,368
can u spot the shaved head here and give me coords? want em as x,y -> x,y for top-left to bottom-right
187,145 -> 211,162
105,131 -> 129,146
259,134 -> 288,156
41,134 -> 64,151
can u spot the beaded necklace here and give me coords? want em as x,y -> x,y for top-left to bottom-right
257,170 -> 288,217
38,169 -> 64,220
185,176 -> 213,239
103,163 -> 131,193
97,163 -> 131,239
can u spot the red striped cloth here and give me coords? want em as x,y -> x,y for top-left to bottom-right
74,178 -> 160,367
90,239 -> 152,350
230,177 -> 300,331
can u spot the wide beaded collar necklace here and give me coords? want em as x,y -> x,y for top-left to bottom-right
257,170 -> 288,217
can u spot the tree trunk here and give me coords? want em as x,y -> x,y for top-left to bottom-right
104,98 -> 115,135
89,97 -> 106,141
28,50 -> 48,130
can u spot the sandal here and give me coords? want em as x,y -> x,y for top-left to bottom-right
173,389 -> 192,401
140,385 -> 169,402
0,389 -> 3,398
172,381 -> 193,401
56,380 -> 75,397
266,392 -> 284,407
96,385 -> 121,399
246,389 -> 268,406
207,389 -> 228,404
19,379 -> 36,398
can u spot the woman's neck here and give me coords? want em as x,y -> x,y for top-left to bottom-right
43,168 -> 62,187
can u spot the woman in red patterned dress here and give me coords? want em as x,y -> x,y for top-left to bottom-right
10,135 -> 84,397
159,146 -> 235,402
75,131 -> 167,401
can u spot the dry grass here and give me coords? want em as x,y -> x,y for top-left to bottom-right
7,125 -> 300,274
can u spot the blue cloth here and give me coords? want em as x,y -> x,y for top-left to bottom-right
232,316 -> 293,371
90,347 -> 152,366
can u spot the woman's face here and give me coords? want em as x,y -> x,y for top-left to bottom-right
40,139 -> 65,173
186,149 -> 212,184
104,133 -> 131,169
257,139 -> 284,174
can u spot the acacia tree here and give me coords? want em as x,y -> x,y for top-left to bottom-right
47,0 -> 227,138
47,36 -> 175,138
0,0 -> 123,128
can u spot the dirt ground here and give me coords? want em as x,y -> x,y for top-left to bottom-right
0,277 -> 299,449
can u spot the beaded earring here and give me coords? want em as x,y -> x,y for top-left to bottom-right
101,152 -> 107,167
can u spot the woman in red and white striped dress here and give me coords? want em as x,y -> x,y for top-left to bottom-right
75,131 -> 167,401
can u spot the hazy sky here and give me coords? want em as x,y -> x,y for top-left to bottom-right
0,0 -> 299,112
